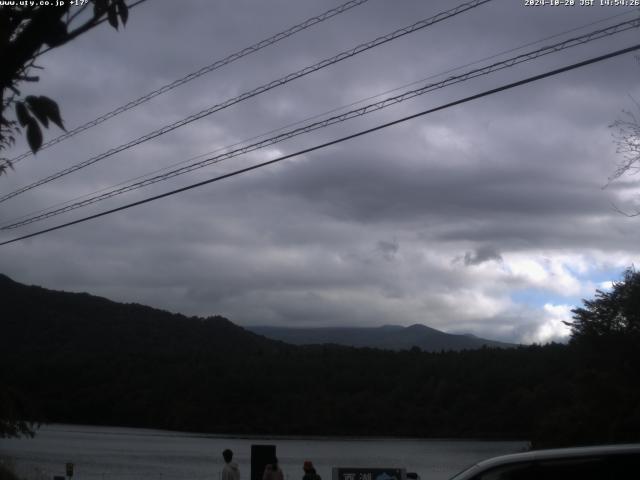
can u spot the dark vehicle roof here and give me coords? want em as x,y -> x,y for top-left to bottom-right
450,444 -> 640,480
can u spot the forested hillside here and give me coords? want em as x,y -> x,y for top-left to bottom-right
2,273 -> 639,447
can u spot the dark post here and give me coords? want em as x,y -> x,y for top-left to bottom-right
65,463 -> 74,480
251,444 -> 276,480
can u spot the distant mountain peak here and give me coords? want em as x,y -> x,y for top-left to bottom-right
406,323 -> 438,331
249,324 -> 515,352
2,274 -> 515,354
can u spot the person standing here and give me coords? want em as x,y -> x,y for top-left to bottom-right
222,449 -> 240,480
262,456 -> 284,480
302,461 -> 321,480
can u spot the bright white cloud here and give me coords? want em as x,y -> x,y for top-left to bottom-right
521,303 -> 573,345
599,280 -> 614,290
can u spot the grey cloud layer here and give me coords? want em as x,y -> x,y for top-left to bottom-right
1,0 -> 639,342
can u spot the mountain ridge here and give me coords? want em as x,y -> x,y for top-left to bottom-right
248,324 -> 515,352
1,273 -> 512,352
0,273 -> 284,356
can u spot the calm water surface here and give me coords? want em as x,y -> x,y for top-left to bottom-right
0,425 -> 527,480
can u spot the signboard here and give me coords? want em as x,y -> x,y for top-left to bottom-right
66,463 -> 74,477
333,467 -> 406,480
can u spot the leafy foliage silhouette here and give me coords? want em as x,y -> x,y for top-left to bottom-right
0,0 -> 129,175
0,0 -> 131,437
568,267 -> 640,340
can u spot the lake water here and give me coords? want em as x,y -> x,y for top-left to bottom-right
0,425 -> 527,480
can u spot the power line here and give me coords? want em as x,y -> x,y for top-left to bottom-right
4,0 -> 371,166
0,0 -> 493,204
7,6 -> 632,229
5,17 -> 636,228
2,43 -> 638,247
4,17 -> 638,230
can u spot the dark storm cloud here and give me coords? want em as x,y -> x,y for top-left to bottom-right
463,246 -> 503,266
2,0 -> 640,343
376,239 -> 399,261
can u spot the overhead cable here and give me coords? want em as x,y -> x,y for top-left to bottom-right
12,5 -> 631,228
2,43 -> 638,247
4,0 -> 372,166
3,18 -> 638,230
0,0 -> 493,204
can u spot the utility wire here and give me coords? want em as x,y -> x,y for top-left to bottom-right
0,0 -> 492,204
4,18 -> 638,230
5,0 -> 371,166
4,17 -> 636,228
2,43 -> 638,247
5,5 -> 633,229
7,7 -> 633,229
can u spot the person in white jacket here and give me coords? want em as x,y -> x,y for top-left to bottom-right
222,449 -> 240,480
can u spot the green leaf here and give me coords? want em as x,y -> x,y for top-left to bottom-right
107,3 -> 118,29
116,0 -> 128,26
25,96 -> 65,131
15,102 -> 31,127
25,118 -> 43,153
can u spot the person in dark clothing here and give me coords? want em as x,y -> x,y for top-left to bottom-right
302,461 -> 321,480
263,457 -> 284,480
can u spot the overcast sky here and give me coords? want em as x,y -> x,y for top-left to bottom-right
1,0 -> 639,344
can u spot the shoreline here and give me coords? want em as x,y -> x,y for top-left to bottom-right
29,423 -> 529,444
